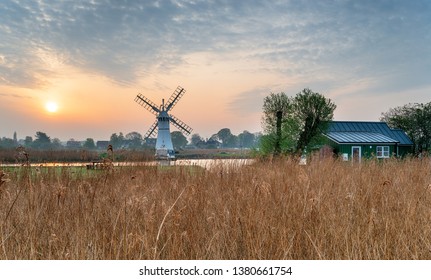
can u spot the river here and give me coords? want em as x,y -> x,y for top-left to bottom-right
1,158 -> 255,170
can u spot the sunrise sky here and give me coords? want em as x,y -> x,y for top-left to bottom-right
1,0 -> 430,141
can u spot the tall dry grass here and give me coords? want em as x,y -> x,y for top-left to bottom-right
0,148 -> 154,163
0,157 -> 430,260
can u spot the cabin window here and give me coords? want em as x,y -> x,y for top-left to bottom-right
376,146 -> 390,158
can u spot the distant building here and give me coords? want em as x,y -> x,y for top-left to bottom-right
66,139 -> 82,149
323,121 -> 413,162
96,141 -> 110,150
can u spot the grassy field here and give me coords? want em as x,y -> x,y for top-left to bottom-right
0,157 -> 430,260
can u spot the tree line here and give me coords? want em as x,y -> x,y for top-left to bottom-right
0,129 -> 260,151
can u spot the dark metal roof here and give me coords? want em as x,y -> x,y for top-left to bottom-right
327,121 -> 413,145
389,129 -> 414,146
325,132 -> 398,144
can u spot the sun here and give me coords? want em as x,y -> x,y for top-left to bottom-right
45,101 -> 59,113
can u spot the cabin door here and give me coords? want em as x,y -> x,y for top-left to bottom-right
352,146 -> 361,163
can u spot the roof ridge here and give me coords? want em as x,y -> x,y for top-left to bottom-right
331,120 -> 385,123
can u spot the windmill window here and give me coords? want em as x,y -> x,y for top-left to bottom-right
376,146 -> 390,158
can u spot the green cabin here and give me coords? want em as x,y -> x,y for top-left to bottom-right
323,121 -> 413,161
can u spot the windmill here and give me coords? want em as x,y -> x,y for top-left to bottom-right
134,86 -> 192,159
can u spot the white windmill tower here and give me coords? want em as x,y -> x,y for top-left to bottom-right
134,86 -> 192,159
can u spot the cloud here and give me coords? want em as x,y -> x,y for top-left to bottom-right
228,86 -> 271,115
0,0 -> 430,95
0,92 -> 32,99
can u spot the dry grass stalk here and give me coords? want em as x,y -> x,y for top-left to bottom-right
0,156 -> 430,259
154,187 -> 186,259
0,170 -> 10,200
0,170 -> 10,186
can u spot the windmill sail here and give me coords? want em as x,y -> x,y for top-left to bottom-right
165,86 -> 186,111
169,114 -> 193,135
135,94 -> 160,115
144,120 -> 158,139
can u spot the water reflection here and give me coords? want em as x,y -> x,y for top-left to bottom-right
1,159 -> 254,170
173,159 -> 254,169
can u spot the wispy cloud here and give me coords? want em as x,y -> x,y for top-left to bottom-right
1,0 -> 430,94
228,86 -> 270,115
0,92 -> 32,99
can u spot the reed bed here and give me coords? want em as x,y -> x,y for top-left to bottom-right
0,157 -> 430,260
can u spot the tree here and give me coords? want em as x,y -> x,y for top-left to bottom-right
225,134 -> 238,148
33,131 -> 51,149
216,128 -> 233,147
381,102 -> 431,154
209,133 -> 219,142
190,133 -> 203,147
51,138 -> 63,149
171,131 -> 188,149
0,137 -> 14,148
260,88 -> 336,155
83,138 -> 96,150
254,132 -> 263,147
258,134 -> 277,155
262,92 -> 291,133
110,132 -> 125,149
262,92 -> 291,155
293,88 -> 336,153
216,128 -> 240,148
24,136 -> 33,147
125,132 -> 143,149
238,130 -> 256,148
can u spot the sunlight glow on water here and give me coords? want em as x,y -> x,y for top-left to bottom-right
0,159 -> 254,169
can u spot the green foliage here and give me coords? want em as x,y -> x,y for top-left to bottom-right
0,137 -> 15,148
51,138 -> 63,149
125,132 -> 143,149
257,131 -> 294,156
171,131 -> 188,149
259,88 -> 336,156
261,92 -> 292,156
238,130 -> 256,148
217,128 -> 232,143
256,134 -> 274,156
216,128 -> 236,148
281,117 -> 302,153
261,92 -> 291,134
190,133 -> 203,147
110,132 -> 125,149
293,88 -> 336,153
83,138 -> 96,150
24,136 -> 33,147
33,131 -> 51,149
381,102 -> 431,153
225,135 -> 238,148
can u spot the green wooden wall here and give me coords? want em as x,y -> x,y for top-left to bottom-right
337,144 -> 395,158
327,140 -> 398,159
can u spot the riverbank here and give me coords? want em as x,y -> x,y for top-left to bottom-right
0,158 -> 255,171
0,148 -> 253,164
